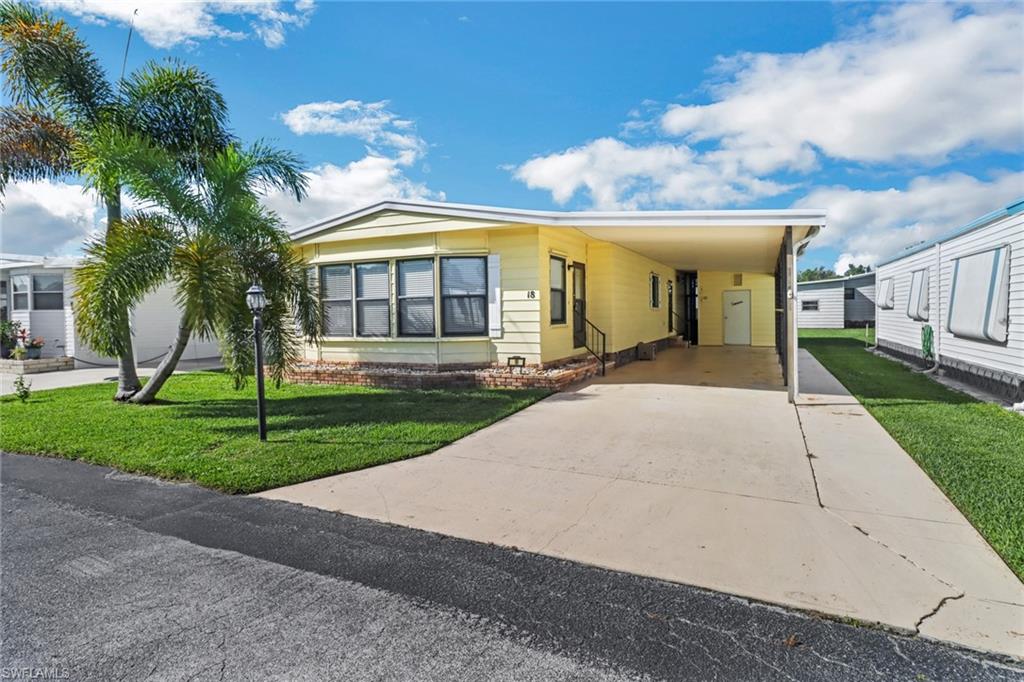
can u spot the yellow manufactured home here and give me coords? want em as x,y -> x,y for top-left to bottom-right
291,201 -> 825,400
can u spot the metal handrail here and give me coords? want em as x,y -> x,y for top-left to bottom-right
583,318 -> 607,376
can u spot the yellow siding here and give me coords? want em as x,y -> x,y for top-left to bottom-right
697,271 -> 776,346
300,224 -> 543,366
538,227 -> 591,363
603,244 -> 675,352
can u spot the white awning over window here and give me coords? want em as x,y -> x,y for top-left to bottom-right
947,246 -> 1011,343
877,277 -> 895,309
907,269 -> 929,322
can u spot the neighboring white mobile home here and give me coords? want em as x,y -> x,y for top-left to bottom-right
874,199 -> 1024,402
796,272 -> 875,328
0,253 -> 220,368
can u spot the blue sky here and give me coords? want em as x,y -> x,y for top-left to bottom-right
3,1 -> 1022,271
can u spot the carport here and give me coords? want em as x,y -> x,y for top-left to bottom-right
568,210 -> 824,401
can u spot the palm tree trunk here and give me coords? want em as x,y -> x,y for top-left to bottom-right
129,316 -> 192,404
105,194 -> 143,401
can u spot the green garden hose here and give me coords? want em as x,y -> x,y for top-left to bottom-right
921,325 -> 934,360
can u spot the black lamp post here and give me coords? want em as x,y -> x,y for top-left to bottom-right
246,283 -> 268,441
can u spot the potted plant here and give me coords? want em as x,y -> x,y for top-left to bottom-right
25,336 -> 45,360
0,320 -> 21,359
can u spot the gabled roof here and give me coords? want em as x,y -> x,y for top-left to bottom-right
876,197 -> 1024,267
290,199 -> 827,241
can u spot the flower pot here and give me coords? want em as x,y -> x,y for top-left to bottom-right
26,347 -> 42,360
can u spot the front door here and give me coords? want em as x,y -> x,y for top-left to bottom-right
723,290 -> 751,345
573,263 -> 586,348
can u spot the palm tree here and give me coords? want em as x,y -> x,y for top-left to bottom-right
0,1 -> 231,399
73,132 -> 322,404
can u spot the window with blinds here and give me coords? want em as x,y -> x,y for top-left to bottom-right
550,256 -> 566,324
356,262 -> 391,337
398,259 -> 435,336
441,257 -> 487,336
320,264 -> 353,336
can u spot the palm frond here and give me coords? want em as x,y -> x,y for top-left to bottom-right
121,59 -> 234,178
244,139 -> 308,200
0,1 -> 112,123
0,105 -> 74,194
73,213 -> 177,357
170,233 -> 235,340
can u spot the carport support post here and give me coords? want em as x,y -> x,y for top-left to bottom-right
785,226 -> 798,402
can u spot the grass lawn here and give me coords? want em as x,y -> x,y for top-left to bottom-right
0,372 -> 547,494
800,329 -> 1024,581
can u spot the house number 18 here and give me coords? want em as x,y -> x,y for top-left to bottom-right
527,290 -> 537,299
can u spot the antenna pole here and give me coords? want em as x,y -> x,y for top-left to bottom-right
119,9 -> 138,87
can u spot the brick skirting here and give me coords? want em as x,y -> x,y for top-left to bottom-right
0,357 -> 74,375
875,339 -> 1024,403
284,355 -> 602,391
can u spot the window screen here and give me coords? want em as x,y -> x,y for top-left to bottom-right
907,269 -> 929,321
11,275 -> 29,310
550,256 -> 566,324
947,246 -> 1011,343
31,273 -> 64,310
398,259 -> 435,336
877,277 -> 894,309
441,257 -> 487,336
356,262 -> 391,337
320,264 -> 353,336
801,300 -> 819,311
650,274 -> 661,308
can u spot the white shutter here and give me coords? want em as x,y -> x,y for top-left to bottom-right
487,254 -> 502,338
948,246 -> 1010,343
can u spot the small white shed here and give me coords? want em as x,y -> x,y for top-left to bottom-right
1,253 -> 220,368
797,272 -> 876,328
874,199 -> 1024,402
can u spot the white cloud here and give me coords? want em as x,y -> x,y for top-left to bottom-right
264,155 -> 443,230
795,171 -> 1024,266
514,137 -> 792,210
0,180 -> 102,255
661,3 -> 1024,174
41,0 -> 315,49
281,100 -> 426,161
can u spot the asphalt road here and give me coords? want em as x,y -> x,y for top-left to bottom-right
2,452 -> 1022,681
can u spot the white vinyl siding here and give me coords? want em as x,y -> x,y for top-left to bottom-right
796,281 -> 844,328
877,208 -> 1023,378
876,248 -> 935,354
440,257 -> 487,336
321,264 -> 354,337
397,259 -> 435,337
845,276 -> 876,323
355,262 -> 390,337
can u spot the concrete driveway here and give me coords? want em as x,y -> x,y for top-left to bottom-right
258,346 -> 1024,658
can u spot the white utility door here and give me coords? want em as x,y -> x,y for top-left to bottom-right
722,290 -> 752,345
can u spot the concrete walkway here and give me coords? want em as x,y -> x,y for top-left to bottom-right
0,358 -> 222,395
258,347 -> 1024,658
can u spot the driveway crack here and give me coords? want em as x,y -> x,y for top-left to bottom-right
914,593 -> 966,633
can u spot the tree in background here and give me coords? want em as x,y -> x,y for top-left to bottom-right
73,131 -> 322,404
842,263 -> 872,276
798,266 -> 837,282
0,1 -> 230,399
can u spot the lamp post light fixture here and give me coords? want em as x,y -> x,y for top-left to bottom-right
246,283 -> 268,441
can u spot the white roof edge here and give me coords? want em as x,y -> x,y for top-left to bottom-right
290,199 -> 827,241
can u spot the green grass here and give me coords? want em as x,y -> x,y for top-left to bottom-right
0,372 -> 548,494
800,329 -> 1024,580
